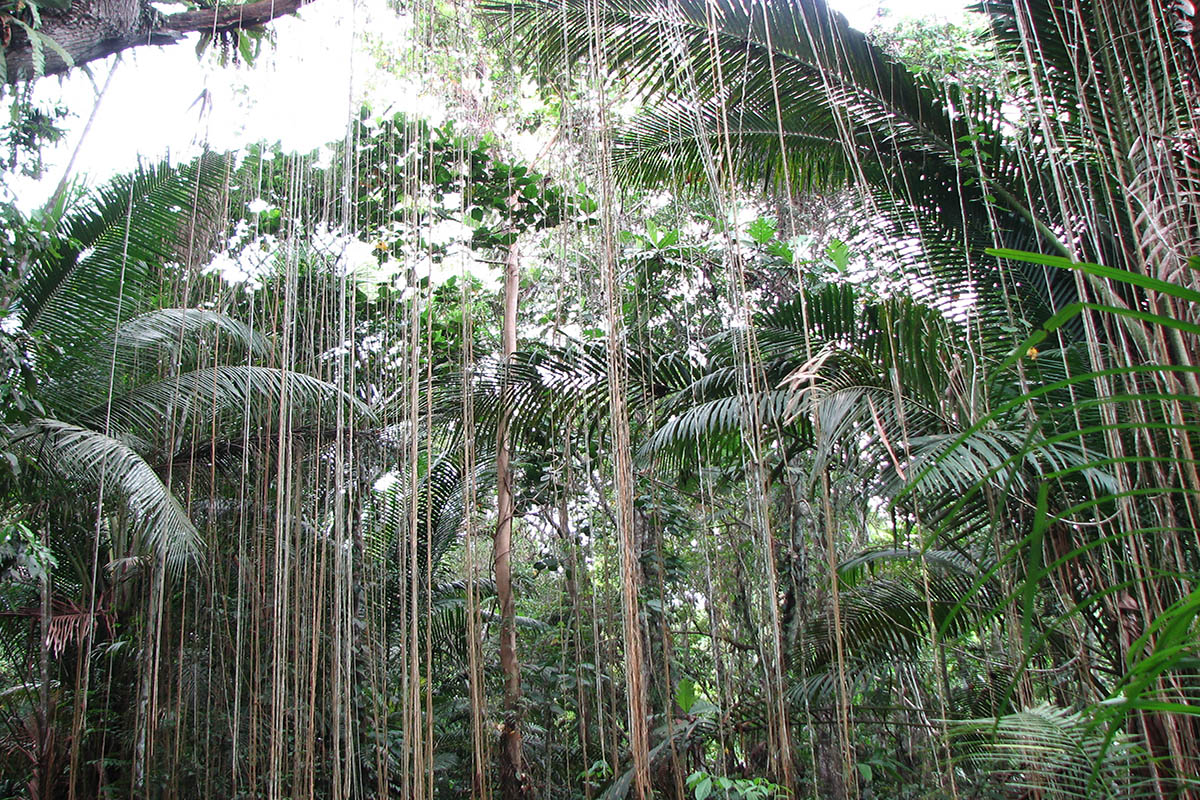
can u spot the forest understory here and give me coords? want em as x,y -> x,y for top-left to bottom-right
1,0 -> 1199,798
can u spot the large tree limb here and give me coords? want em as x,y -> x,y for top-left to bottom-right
4,0 -> 313,83
159,0 -> 306,34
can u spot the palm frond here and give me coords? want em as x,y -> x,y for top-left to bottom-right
3,419 -> 202,568
796,570 -> 987,675
900,249 -> 1200,793
17,155 -> 229,355
484,0 -> 961,193
949,705 -> 1142,800
106,307 -> 269,359
41,308 -> 271,416
75,365 -> 371,436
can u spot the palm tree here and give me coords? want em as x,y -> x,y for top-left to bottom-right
463,234 -> 1198,796
480,1 -> 1200,794
0,156 -> 364,797
485,0 -> 1198,339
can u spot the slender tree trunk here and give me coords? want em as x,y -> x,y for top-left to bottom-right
35,522 -> 53,800
496,243 -> 525,800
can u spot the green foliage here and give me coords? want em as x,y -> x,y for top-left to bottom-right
674,677 -> 698,713
949,705 -> 1142,799
0,323 -> 41,428
3,1 -> 1197,796
897,248 -> 1200,793
351,113 -> 577,255
0,519 -> 51,583
2,89 -> 69,179
871,14 -> 1007,90
686,770 -> 789,800
0,8 -> 73,82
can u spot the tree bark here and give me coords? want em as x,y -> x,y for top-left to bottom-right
495,243 -> 525,800
4,0 -> 311,83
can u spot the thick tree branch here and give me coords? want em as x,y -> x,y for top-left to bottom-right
160,0 -> 308,35
4,0 -> 314,83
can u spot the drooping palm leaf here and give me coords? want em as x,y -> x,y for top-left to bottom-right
73,365 -> 370,438
41,308 -> 270,417
3,419 -> 202,567
17,155 -> 229,356
949,705 -> 1143,800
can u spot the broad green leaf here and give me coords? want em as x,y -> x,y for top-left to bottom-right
747,216 -> 776,244
675,678 -> 697,713
826,239 -> 850,272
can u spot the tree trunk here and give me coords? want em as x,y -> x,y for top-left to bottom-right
814,718 -> 847,800
34,523 -> 54,800
495,243 -> 525,800
3,0 -> 309,82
